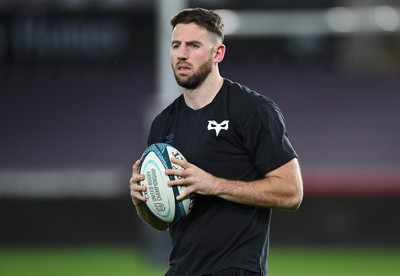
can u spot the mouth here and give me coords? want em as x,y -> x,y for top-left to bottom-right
176,63 -> 192,74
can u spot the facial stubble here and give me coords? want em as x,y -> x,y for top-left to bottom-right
172,56 -> 213,90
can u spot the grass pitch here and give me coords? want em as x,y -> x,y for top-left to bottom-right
0,246 -> 399,275
269,247 -> 400,276
0,246 -> 166,276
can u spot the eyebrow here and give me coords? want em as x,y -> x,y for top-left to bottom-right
171,40 -> 202,45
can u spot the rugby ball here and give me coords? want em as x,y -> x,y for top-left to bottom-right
138,143 -> 194,223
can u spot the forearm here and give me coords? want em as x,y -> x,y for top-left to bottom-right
214,159 -> 303,210
167,157 -> 303,211
215,177 -> 301,210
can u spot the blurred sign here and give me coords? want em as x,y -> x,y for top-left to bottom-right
0,168 -> 127,198
0,12 -> 154,64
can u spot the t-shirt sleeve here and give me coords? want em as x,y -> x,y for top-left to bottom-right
242,101 -> 298,175
147,114 -> 160,146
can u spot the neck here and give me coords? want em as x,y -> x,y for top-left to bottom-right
182,73 -> 224,110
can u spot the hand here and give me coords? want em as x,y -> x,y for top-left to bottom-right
129,159 -> 169,231
129,159 -> 147,206
165,157 -> 217,200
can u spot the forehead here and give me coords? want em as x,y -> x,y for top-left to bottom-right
171,23 -> 212,42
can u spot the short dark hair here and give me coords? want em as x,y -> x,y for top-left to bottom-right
170,7 -> 224,42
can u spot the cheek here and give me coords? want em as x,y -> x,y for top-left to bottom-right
170,52 -> 176,62
170,49 -> 179,60
192,53 -> 211,65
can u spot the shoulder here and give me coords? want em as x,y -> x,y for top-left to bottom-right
152,95 -> 183,123
148,95 -> 183,143
223,78 -> 279,114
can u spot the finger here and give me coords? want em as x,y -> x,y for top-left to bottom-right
170,156 -> 188,168
165,168 -> 186,178
131,159 -> 145,184
167,177 -> 186,187
176,187 -> 194,201
129,174 -> 145,185
131,192 -> 148,205
132,159 -> 142,175
130,183 -> 146,192
130,184 -> 148,202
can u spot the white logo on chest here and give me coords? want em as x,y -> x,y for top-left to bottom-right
207,120 -> 229,137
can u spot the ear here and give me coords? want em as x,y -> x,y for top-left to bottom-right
213,43 -> 226,64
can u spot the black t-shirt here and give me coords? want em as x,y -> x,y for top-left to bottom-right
148,79 -> 298,276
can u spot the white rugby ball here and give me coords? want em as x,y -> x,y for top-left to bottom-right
138,143 -> 195,223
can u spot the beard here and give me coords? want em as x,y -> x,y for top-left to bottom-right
172,57 -> 213,89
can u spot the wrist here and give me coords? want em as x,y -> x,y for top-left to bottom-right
133,197 -> 147,208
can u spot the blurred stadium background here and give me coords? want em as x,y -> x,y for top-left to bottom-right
1,0 -> 400,275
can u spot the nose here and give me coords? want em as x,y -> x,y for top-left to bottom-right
177,45 -> 188,60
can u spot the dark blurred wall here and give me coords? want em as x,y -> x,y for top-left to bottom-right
2,9 -> 399,174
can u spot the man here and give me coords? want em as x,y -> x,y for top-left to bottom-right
130,7 -> 303,276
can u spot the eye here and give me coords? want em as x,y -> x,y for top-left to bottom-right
189,44 -> 199,49
172,43 -> 180,49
